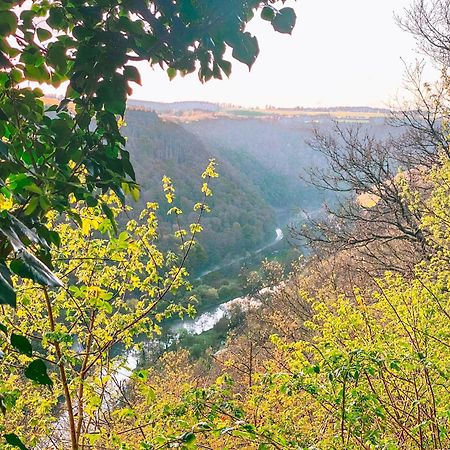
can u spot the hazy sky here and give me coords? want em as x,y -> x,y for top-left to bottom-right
130,0 -> 422,108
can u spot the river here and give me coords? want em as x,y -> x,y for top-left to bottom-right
195,227 -> 283,279
120,226 -> 285,375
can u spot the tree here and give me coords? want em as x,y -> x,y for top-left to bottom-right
293,123 -> 430,276
0,160 -> 219,449
113,139 -> 450,450
397,0 -> 450,67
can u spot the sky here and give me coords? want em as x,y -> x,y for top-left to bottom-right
129,0 -> 424,108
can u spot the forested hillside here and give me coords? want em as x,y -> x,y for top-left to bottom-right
186,117 -> 323,213
124,109 -> 277,274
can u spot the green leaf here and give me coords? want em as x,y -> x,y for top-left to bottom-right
231,32 -> 259,69
47,8 -> 65,29
101,203 -> 118,236
271,7 -> 296,34
24,196 -> 39,216
0,323 -> 6,334
47,42 -> 67,73
24,184 -> 43,195
104,97 -> 126,116
167,67 -> 177,80
0,11 -> 18,36
36,28 -> 52,42
3,433 -> 29,450
0,263 -> 15,307
181,432 -> 196,445
261,6 -> 276,22
11,333 -> 32,357
24,359 -> 53,386
10,251 -> 63,287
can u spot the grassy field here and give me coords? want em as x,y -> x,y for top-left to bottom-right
158,107 -> 390,123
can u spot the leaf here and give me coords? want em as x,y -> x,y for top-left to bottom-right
47,7 -> 65,29
47,42 -> 67,73
36,28 -> 52,42
0,323 -> 6,334
0,11 -> 17,36
8,213 -> 45,246
101,203 -> 118,236
0,223 -> 24,252
24,359 -> 53,386
271,7 -> 296,34
0,263 -> 15,307
181,432 -> 196,445
24,196 -> 39,216
50,118 -> 72,145
217,59 -> 232,78
167,67 -> 177,80
10,250 -> 63,287
0,51 -> 12,68
123,65 -> 141,85
130,185 -> 140,202
3,433 -> 29,450
56,98 -> 71,112
231,32 -> 259,69
11,333 -> 32,357
104,97 -> 126,116
261,6 -> 276,21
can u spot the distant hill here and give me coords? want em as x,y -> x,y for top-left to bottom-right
126,99 -> 391,119
127,99 -> 220,112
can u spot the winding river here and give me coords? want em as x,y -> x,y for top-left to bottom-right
120,226 -> 285,377
196,228 -> 284,280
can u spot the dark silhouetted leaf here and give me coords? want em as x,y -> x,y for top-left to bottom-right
10,250 -> 63,287
0,263 -> 15,307
8,213 -> 45,247
24,359 -> 53,386
124,65 -> 141,85
4,433 -> 28,450
11,333 -> 32,357
231,32 -> 259,69
101,203 -> 118,236
272,7 -> 296,34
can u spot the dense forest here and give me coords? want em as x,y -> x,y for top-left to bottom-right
2,0 -> 450,449
124,109 -> 278,273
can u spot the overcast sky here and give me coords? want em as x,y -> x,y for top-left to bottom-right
129,0 -> 424,108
